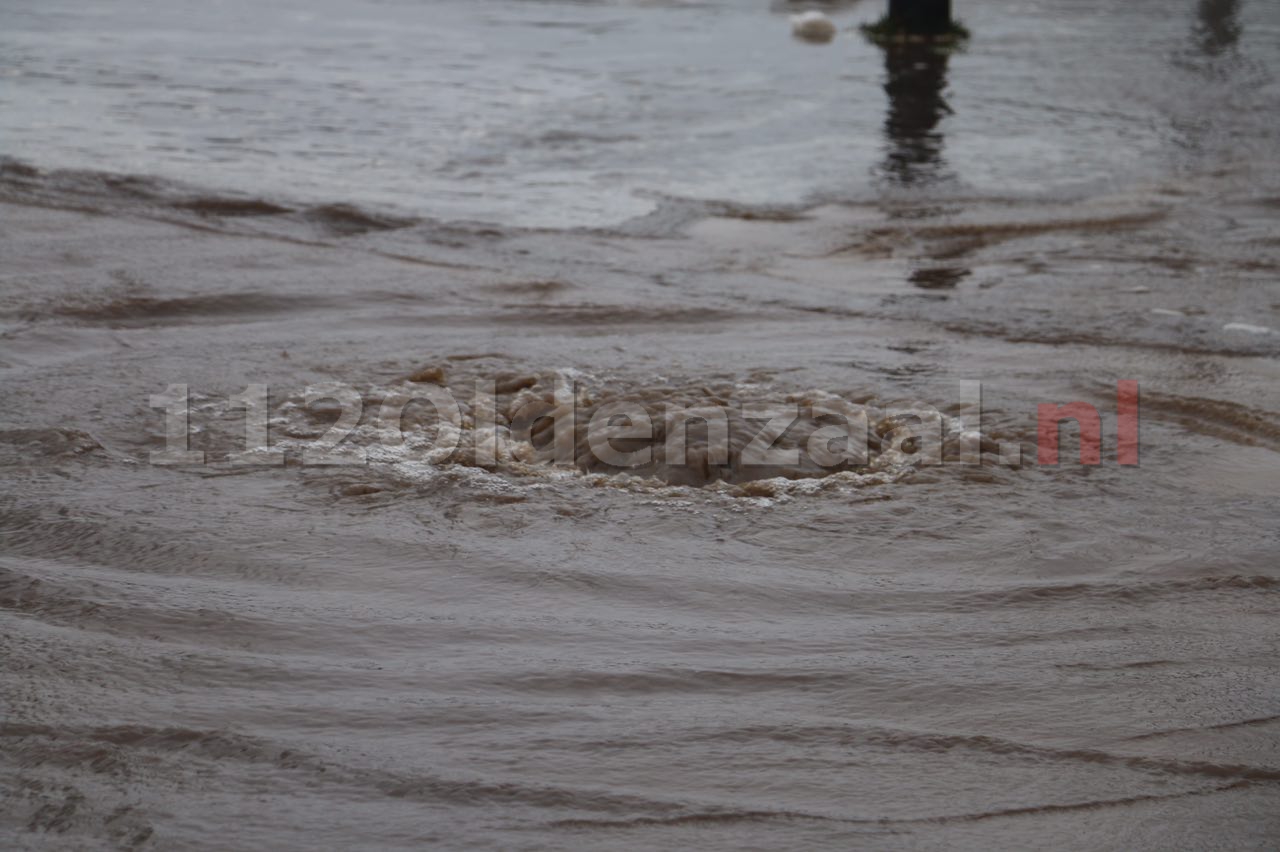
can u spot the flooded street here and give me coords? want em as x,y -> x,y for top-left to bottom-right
2,0 -> 1279,847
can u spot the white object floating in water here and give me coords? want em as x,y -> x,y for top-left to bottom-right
791,11 -> 837,43
1223,322 -> 1275,335
1150,308 -> 1185,317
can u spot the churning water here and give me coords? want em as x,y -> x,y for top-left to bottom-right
1,0 -> 1279,847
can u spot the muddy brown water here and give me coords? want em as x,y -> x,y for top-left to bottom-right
2,0 -> 1279,847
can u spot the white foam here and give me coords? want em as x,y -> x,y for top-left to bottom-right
1222,322 -> 1274,335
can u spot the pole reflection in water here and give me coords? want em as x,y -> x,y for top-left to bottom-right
879,43 -> 952,186
1172,0 -> 1246,155
1195,0 -> 1241,57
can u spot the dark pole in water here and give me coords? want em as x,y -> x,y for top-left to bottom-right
888,0 -> 952,35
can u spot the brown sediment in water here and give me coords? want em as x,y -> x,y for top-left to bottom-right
1,157 -> 1278,849
3,0 -> 1280,840
174,197 -> 295,217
